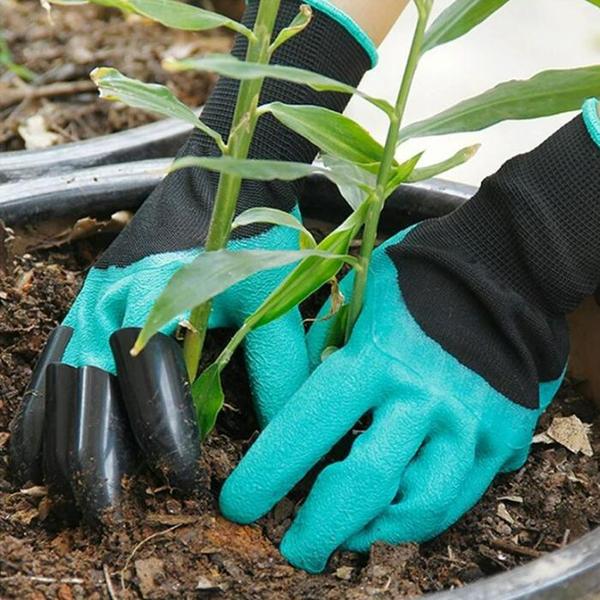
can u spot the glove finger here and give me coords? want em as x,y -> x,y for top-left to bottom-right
208,294 -> 236,329
344,429 -> 477,551
306,270 -> 356,370
43,363 -> 78,519
219,345 -> 380,526
440,450 -> 509,531
69,365 -> 136,525
9,326 -> 73,486
110,328 -> 202,493
243,308 -> 309,427
280,400 -> 428,573
62,250 -> 202,371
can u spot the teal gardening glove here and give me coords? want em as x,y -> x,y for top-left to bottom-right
221,100 -> 600,572
9,0 -> 377,519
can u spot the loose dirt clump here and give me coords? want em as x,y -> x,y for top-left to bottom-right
0,0 -> 233,151
1,234 -> 599,599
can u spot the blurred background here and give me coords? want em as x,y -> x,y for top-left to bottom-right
347,0 -> 600,186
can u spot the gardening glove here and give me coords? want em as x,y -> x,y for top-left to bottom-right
220,99 -> 600,572
9,0 -> 376,522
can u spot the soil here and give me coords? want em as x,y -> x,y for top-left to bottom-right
7,1 -> 598,594
0,0 -> 235,151
1,232 -> 600,600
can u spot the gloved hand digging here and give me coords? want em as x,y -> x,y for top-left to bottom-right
220,100 -> 600,572
9,0 -> 376,523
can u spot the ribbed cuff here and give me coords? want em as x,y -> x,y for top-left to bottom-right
583,97 -> 600,149
301,0 -> 377,67
247,0 -> 378,67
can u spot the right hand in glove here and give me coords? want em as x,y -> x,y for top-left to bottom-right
220,101 -> 600,571
8,0 -> 375,523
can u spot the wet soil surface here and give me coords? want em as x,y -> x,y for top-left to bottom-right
1,235 -> 600,599
0,0 -> 233,151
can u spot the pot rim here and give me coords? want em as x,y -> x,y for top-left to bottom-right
0,117 -> 194,184
1,162 -> 598,600
0,158 -> 475,227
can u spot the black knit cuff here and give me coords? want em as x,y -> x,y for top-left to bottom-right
387,115 -> 600,408
96,0 -> 371,268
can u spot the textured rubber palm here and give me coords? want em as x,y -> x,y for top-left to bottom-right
220,227 -> 564,573
62,214 -> 307,425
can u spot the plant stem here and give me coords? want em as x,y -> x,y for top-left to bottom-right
344,1 -> 430,342
217,322 -> 252,368
183,0 -> 282,380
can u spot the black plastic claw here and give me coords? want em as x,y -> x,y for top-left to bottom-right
110,328 -> 201,493
9,326 -> 73,486
43,363 -> 78,517
70,366 -> 136,524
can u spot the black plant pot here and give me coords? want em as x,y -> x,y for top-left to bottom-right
0,118 -> 194,184
0,163 -> 599,600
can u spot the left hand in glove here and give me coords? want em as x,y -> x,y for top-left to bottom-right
8,0 -> 376,523
219,100 -> 600,573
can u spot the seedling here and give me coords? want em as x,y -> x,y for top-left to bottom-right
48,0 -> 600,438
0,30 -> 36,81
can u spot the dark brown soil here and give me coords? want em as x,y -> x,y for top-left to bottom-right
0,0 -> 234,151
1,233 -> 600,599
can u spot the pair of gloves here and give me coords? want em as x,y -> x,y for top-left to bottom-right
10,0 -> 600,573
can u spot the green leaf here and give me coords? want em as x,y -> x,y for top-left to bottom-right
0,34 -> 36,81
50,0 -> 253,36
299,231 -> 317,250
414,0 -> 434,18
585,0 -> 600,6
165,53 -> 356,92
164,54 -> 395,116
322,145 -> 421,211
323,303 -> 349,351
265,102 -> 386,167
270,4 -> 312,54
135,248 -> 354,352
191,363 -> 224,440
170,156 -> 368,190
321,154 -> 377,211
422,0 -> 510,53
232,207 -> 317,248
398,65 -> 600,142
407,144 -> 480,182
91,67 -> 225,150
320,346 -> 340,361
385,152 -> 423,195
246,202 -> 368,329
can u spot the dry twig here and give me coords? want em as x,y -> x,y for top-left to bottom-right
103,564 -> 119,600
119,523 -> 184,590
0,574 -> 85,584
489,538 -> 543,559
0,80 -> 97,110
